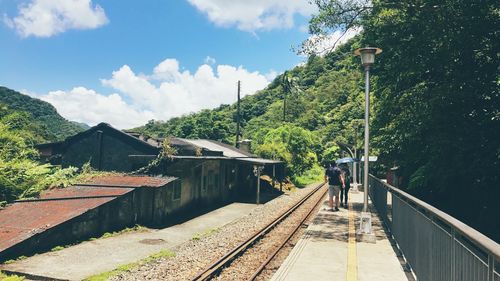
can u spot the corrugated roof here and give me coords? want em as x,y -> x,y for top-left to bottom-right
81,175 -> 177,188
0,175 -> 174,254
236,157 -> 284,165
179,139 -> 252,158
40,186 -> 132,199
0,192 -> 130,252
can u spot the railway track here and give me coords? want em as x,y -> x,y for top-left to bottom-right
190,182 -> 327,281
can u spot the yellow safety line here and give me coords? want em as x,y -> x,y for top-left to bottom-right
346,201 -> 358,281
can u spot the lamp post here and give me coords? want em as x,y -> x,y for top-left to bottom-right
351,122 -> 361,193
354,47 -> 382,241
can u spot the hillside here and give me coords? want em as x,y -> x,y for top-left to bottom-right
0,87 -> 85,142
131,40 -> 364,163
131,16 -> 499,243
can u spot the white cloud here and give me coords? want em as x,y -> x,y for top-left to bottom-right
101,59 -> 270,120
303,27 -> 362,56
35,59 -> 272,129
204,56 -> 216,65
39,87 -> 154,129
264,70 -> 278,81
4,0 -> 108,38
187,0 -> 315,32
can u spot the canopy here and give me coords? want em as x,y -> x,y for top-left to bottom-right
336,157 -> 358,164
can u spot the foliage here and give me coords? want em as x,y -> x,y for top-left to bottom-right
97,225 -> 148,239
321,145 -> 341,165
255,124 -> 319,175
308,0 -> 500,241
159,139 -> 178,159
0,271 -> 25,281
132,139 -> 178,174
0,106 -> 103,202
130,39 -> 365,185
50,246 -> 65,252
293,164 -> 325,187
0,87 -> 85,142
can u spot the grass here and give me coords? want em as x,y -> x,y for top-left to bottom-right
293,164 -> 324,187
2,225 -> 147,267
192,227 -> 220,241
50,246 -> 65,252
95,225 -> 148,240
3,256 -> 27,265
84,250 -> 175,281
0,271 -> 25,281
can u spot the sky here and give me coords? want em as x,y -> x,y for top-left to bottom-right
0,0 -> 354,129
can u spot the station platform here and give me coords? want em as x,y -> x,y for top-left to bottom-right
271,187 -> 410,281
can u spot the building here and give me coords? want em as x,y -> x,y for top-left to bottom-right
0,124 -> 285,261
36,122 -> 284,206
0,175 -> 181,261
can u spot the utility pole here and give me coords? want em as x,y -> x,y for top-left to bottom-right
235,80 -> 241,147
282,72 -> 289,122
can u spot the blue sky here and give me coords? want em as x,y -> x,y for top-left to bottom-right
0,0 -> 327,128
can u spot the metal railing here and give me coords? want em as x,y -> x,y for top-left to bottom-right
369,175 -> 500,281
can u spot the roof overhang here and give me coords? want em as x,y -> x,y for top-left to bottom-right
235,157 -> 284,166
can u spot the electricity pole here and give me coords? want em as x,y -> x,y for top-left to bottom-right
236,80 -> 241,147
282,72 -> 289,122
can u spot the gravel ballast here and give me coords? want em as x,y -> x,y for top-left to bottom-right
111,183 -> 323,281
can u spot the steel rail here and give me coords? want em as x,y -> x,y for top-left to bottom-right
190,182 -> 326,281
247,186 -> 327,280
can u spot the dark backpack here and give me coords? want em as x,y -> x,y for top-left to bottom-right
326,167 -> 341,185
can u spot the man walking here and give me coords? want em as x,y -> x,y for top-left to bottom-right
324,162 -> 345,212
340,164 -> 351,208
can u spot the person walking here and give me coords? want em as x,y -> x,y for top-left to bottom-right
340,164 -> 351,208
324,162 -> 345,212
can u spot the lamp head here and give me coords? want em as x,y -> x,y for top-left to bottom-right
354,47 -> 382,67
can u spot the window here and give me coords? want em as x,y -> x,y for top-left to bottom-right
172,180 -> 182,200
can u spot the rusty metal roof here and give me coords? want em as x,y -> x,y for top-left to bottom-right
0,187 -> 132,252
39,186 -> 132,199
80,175 -> 177,188
0,174 -> 177,255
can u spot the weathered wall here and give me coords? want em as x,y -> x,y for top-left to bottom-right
61,129 -> 158,172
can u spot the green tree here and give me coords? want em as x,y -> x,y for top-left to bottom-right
255,125 -> 319,175
308,0 -> 500,241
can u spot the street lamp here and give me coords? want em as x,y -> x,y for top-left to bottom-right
354,47 -> 382,242
351,121 -> 362,193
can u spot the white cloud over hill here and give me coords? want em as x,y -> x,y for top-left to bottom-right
4,0 -> 108,38
36,59 -> 274,129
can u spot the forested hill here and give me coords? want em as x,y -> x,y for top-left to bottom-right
131,40 -> 364,166
0,87 -> 86,142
